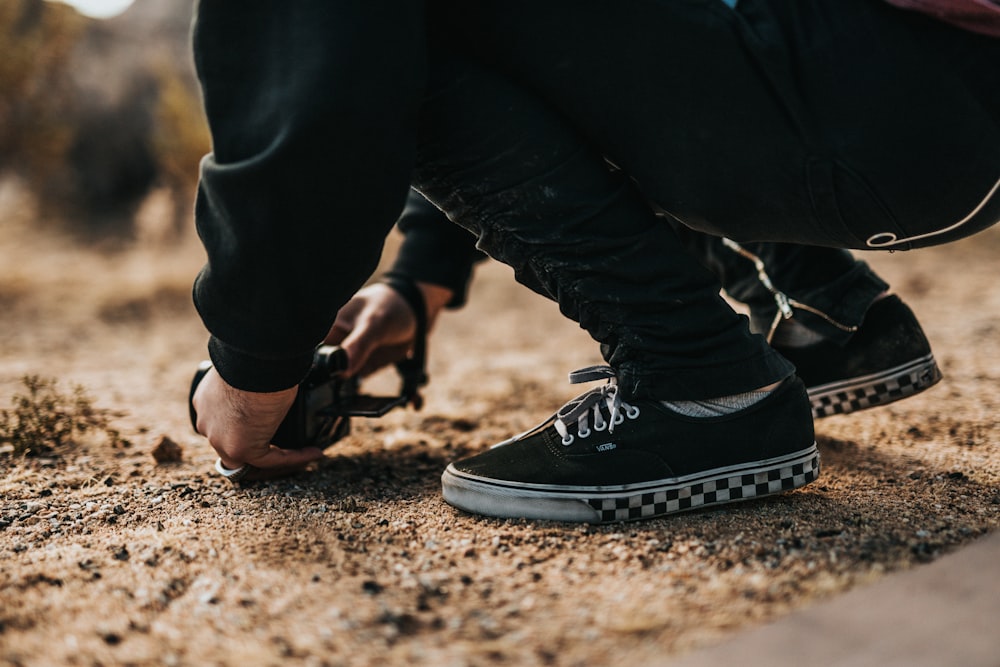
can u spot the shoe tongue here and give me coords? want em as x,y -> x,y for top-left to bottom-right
557,384 -> 616,424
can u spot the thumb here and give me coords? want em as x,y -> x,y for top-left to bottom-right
338,325 -> 380,377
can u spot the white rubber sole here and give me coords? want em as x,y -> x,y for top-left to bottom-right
441,444 -> 820,523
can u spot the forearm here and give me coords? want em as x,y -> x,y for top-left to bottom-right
192,2 -> 427,392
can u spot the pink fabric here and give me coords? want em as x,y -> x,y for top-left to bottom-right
884,0 -> 1000,36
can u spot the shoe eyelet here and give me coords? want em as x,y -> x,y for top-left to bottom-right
593,418 -> 607,431
578,428 -> 591,439
613,412 -> 625,426
561,434 -> 574,446
626,406 -> 640,419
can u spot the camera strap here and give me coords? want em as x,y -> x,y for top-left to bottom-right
380,273 -> 429,409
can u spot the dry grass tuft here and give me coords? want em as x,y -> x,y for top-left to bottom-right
0,374 -> 128,457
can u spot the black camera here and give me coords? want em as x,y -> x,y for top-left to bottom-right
188,345 -> 424,450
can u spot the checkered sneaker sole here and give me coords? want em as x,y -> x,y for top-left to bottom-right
442,444 -> 819,524
586,447 -> 819,522
808,353 -> 942,419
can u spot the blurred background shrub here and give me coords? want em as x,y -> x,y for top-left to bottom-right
0,0 -> 207,241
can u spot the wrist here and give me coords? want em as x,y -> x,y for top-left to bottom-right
207,336 -> 312,393
380,271 -> 452,331
416,281 -> 453,329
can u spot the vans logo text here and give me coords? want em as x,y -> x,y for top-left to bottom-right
596,443 -> 617,452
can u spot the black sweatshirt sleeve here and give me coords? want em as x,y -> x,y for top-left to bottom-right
388,190 -> 486,308
191,3 -> 427,392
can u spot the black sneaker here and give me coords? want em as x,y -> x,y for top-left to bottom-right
441,367 -> 818,523
774,295 -> 942,419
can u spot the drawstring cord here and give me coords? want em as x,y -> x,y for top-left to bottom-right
865,176 -> 1000,249
721,238 -> 858,343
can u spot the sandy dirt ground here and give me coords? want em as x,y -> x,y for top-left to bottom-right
2,180 -> 999,667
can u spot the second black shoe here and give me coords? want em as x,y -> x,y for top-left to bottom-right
774,295 -> 942,418
441,367 -> 818,523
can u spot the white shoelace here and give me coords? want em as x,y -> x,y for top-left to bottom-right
493,365 -> 641,448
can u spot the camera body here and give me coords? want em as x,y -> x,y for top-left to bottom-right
189,345 -> 417,450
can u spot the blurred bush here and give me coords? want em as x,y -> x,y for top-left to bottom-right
0,0 -> 208,241
0,0 -> 84,189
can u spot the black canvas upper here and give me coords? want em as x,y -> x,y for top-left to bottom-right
451,376 -> 815,489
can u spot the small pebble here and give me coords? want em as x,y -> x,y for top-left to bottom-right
151,436 -> 183,464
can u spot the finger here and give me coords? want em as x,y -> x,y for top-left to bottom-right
218,444 -> 323,479
324,323 -> 351,346
239,460 -> 315,482
243,445 -> 324,470
357,342 -> 413,377
326,292 -> 369,344
338,323 -> 385,376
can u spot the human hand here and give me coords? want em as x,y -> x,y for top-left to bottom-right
326,281 -> 452,378
191,366 -> 324,481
